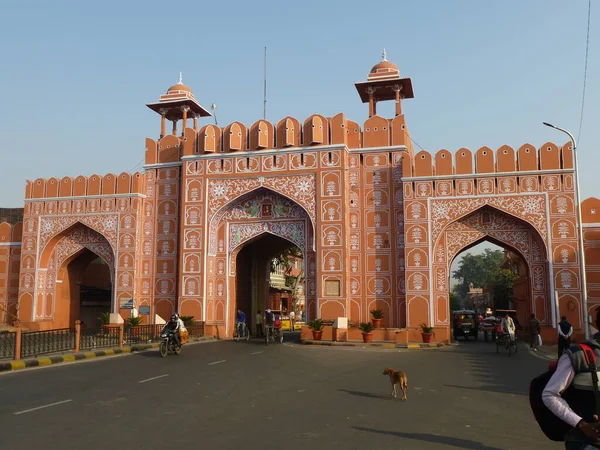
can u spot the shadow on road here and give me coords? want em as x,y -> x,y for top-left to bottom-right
443,383 -> 525,396
442,341 -> 539,396
338,389 -> 391,400
352,426 -> 505,450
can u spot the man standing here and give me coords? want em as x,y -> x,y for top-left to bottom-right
289,310 -> 295,331
558,315 -> 574,359
529,313 -> 541,352
256,310 -> 263,337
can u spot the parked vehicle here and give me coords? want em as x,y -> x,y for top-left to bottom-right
452,309 -> 478,340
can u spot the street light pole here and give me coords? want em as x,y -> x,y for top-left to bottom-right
543,122 -> 589,339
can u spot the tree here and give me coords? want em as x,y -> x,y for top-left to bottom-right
452,248 -> 504,299
490,268 -> 519,310
449,291 -> 462,311
270,246 -> 304,312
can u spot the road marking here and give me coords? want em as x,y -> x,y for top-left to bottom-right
138,374 -> 169,384
251,351 -> 263,355
208,360 -> 226,365
14,399 -> 73,415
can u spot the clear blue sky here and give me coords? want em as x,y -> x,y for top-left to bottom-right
1,0 -> 597,207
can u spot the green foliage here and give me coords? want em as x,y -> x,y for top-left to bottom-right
98,312 -> 111,325
179,316 -> 195,327
420,323 -> 434,334
490,268 -> 519,310
270,246 -> 303,273
126,316 -> 143,326
370,309 -> 384,319
359,322 -> 375,333
452,249 -> 504,298
307,319 -> 324,332
449,292 -> 461,311
271,245 -> 304,312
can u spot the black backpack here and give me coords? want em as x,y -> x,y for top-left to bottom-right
529,343 -> 600,441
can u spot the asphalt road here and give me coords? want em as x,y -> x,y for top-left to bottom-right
0,335 -> 560,450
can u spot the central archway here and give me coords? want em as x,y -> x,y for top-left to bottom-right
203,187 -> 315,338
230,233 -> 303,336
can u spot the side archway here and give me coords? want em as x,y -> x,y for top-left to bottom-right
32,223 -> 115,328
407,205 -> 552,341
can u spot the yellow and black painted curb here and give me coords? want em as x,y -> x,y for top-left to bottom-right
0,336 -> 216,373
300,340 -> 450,349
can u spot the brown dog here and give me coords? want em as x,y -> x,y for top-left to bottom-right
383,367 -> 408,401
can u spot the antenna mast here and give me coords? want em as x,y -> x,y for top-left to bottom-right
263,46 -> 267,119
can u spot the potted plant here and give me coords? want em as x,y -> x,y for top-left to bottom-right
370,309 -> 384,328
359,322 -> 375,343
180,316 -> 195,327
98,312 -> 111,333
126,315 -> 145,341
420,323 -> 435,343
307,319 -> 324,340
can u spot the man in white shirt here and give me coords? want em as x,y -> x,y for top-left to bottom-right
542,342 -> 600,448
501,313 -> 516,342
289,310 -> 295,331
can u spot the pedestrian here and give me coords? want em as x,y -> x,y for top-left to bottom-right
289,310 -> 295,331
256,310 -> 263,337
558,315 -> 573,359
529,313 -> 541,352
542,338 -> 600,448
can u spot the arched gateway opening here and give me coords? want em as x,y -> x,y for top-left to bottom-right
233,233 -> 303,335
451,240 -> 532,337
33,223 -> 115,329
55,251 -> 113,329
205,186 -> 315,338
422,205 -> 552,341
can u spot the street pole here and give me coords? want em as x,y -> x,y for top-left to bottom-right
543,122 -> 589,339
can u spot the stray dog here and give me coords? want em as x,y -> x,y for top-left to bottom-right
383,367 -> 408,401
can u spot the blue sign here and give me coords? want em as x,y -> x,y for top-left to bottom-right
121,299 -> 134,310
139,306 -> 151,315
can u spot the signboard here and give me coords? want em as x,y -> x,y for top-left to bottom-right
120,298 -> 134,310
139,306 -> 151,315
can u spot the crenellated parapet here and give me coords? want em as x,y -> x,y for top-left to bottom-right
402,142 -> 573,178
144,112 -> 413,164
24,172 -> 144,199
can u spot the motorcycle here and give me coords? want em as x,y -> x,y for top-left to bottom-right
159,328 -> 182,358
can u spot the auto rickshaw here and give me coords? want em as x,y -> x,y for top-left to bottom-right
452,309 -> 478,340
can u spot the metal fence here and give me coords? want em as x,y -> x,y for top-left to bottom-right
187,323 -> 205,336
0,331 -> 15,359
80,326 -> 120,351
21,328 -> 76,358
124,324 -> 162,345
1,321 -> 205,360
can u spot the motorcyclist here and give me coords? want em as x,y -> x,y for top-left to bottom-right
164,314 -> 181,347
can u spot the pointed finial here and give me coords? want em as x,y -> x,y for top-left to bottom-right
382,48 -> 387,62
178,72 -> 183,84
